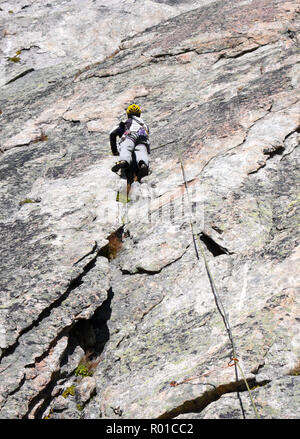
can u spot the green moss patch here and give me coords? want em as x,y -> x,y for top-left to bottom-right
62,385 -> 75,398
8,56 -> 20,63
75,363 -> 93,378
19,198 -> 36,206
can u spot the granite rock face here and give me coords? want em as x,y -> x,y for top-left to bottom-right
0,0 -> 299,419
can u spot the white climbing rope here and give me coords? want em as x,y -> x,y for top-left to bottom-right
177,150 -> 261,419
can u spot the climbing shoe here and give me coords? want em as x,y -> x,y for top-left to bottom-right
111,160 -> 129,173
137,161 -> 149,181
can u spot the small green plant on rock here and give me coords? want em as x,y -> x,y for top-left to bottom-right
19,198 -> 35,206
8,56 -> 20,63
62,385 -> 75,398
75,363 -> 93,377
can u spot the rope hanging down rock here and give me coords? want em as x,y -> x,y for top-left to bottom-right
177,150 -> 261,419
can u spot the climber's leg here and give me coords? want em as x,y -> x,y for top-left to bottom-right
135,143 -> 149,167
135,143 -> 149,180
119,137 -> 135,165
111,137 -> 135,173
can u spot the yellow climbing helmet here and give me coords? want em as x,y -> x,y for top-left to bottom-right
126,104 -> 141,117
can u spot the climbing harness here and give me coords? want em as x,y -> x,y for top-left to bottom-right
177,150 -> 261,419
131,115 -> 149,135
125,116 -> 150,152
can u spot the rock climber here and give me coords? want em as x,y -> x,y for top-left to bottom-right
109,104 -> 150,180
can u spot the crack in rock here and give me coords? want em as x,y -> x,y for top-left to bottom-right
2,224 -> 125,417
157,378 -> 271,419
120,244 -> 191,275
248,125 -> 300,175
24,288 -> 114,419
0,250 -> 101,361
4,68 -> 35,86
